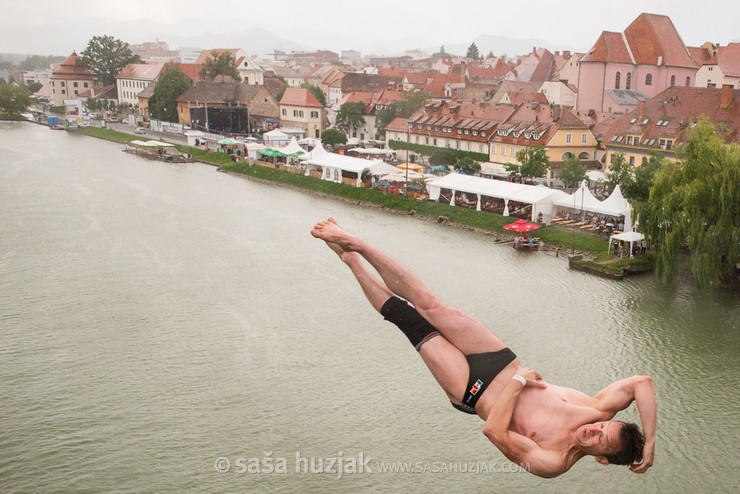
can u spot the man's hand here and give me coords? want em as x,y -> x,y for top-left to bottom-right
629,443 -> 654,473
516,367 -> 547,389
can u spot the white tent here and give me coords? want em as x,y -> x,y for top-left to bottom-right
301,145 -> 398,187
554,180 -> 606,215
600,185 -> 633,231
426,173 -> 569,220
348,147 -> 391,156
263,129 -> 290,146
279,137 -> 306,156
608,231 -> 645,258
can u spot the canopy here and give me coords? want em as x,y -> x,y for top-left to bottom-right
600,185 -> 633,231
302,144 -> 399,186
553,180 -> 607,214
608,231 -> 645,258
258,147 -> 287,157
128,139 -> 174,147
263,129 -> 289,139
427,172 -> 569,219
218,137 -> 240,145
503,219 -> 541,233
348,147 -> 391,156
279,137 -> 306,156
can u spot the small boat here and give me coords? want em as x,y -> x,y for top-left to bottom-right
50,125 -> 65,130
513,236 -> 540,250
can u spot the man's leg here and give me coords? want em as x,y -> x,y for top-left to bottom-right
324,238 -> 468,404
312,219 -> 506,356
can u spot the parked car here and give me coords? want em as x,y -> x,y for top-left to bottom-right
135,127 -> 146,134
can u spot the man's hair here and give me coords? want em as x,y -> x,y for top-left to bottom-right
604,422 -> 644,465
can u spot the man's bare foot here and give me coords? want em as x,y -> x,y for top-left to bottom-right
324,240 -> 360,263
311,217 -> 360,252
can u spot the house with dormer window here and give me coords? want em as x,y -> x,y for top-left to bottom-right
577,13 -> 701,114
49,52 -> 99,106
601,85 -> 740,167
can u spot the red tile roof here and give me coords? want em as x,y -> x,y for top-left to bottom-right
583,13 -> 698,68
716,43 -> 740,77
385,117 -> 409,133
279,87 -> 323,107
51,53 -> 96,80
195,49 -> 243,65
582,31 -> 633,64
601,86 -> 740,149
116,62 -> 165,80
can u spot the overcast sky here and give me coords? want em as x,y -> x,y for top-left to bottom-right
2,0 -> 738,56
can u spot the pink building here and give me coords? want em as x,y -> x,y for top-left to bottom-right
576,13 -> 700,114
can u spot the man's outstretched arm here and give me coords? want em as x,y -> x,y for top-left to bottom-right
592,375 -> 656,473
481,368 -> 563,478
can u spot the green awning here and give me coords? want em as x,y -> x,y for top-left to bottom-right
218,138 -> 240,145
258,148 -> 287,157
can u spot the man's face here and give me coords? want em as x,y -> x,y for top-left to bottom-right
576,420 -> 623,457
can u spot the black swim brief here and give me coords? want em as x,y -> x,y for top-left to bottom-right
451,348 -> 517,415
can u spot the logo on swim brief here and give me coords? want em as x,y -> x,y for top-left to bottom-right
470,379 -> 483,396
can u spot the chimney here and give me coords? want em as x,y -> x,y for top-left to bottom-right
563,50 -> 571,58
638,101 -> 646,117
460,61 -> 466,84
720,84 -> 734,109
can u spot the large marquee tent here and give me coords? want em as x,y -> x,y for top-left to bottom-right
427,173 -> 570,221
301,143 -> 399,186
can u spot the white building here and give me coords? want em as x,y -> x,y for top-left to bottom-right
116,62 -> 165,106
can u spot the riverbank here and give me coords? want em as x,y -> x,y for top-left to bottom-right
71,125 -> 653,272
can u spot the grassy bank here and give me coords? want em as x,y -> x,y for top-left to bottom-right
73,126 -> 624,259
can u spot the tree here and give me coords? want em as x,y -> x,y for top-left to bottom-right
605,152 -> 631,192
150,64 -> 190,123
507,144 -> 549,181
636,116 -> 739,288
198,50 -> 240,81
486,50 -> 494,59
455,156 -> 481,175
275,83 -> 288,102
0,85 -> 31,117
624,152 -> 667,203
335,101 -> 366,134
558,155 -> 587,187
321,129 -> 347,146
79,35 -> 141,86
26,81 -> 43,93
375,90 -> 431,135
466,42 -> 481,60
300,83 -> 326,106
429,148 -> 458,168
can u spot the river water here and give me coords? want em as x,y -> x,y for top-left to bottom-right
0,122 -> 738,493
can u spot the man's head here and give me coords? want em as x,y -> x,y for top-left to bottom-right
575,420 -> 644,466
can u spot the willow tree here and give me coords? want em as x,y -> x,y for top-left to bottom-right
636,116 -> 740,288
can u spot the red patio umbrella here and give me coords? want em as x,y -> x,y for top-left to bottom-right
503,219 -> 541,233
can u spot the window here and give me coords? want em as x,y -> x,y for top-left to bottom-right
61,90 -> 65,94
627,136 -> 633,145
293,110 -> 298,117
501,145 -> 507,156
84,82 -> 88,88
626,73 -> 631,90
310,111 -> 318,118
670,75 -> 676,87
491,144 -> 497,155
634,137 -> 640,146
645,74 -> 652,86
686,76 -> 691,87
510,146 -> 515,157
629,156 -> 635,165
581,133 -> 588,144
61,81 -> 65,87
282,109 -> 286,116
299,111 -> 304,117
565,133 -> 572,144
433,138 -> 437,145
615,71 -> 621,89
